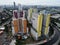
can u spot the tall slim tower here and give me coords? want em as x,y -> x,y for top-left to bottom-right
14,2 -> 16,10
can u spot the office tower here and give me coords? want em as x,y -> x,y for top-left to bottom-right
13,2 -> 16,10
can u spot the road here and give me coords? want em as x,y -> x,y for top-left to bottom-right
40,23 -> 60,45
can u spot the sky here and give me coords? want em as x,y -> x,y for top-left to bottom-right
0,0 -> 60,6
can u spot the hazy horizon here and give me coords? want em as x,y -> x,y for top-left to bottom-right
0,0 -> 60,6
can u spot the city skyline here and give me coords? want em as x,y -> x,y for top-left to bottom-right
0,0 -> 60,6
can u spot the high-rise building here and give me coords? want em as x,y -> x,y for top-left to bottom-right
28,8 -> 33,21
18,4 -> 22,11
13,19 -> 19,33
44,14 -> 51,35
13,10 -> 18,19
40,10 -> 51,36
13,2 -> 16,10
31,13 -> 43,40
